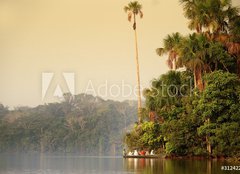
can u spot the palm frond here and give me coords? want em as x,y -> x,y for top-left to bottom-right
139,10 -> 143,18
156,48 -> 166,56
128,12 -> 132,22
124,1 -> 143,17
124,6 -> 130,13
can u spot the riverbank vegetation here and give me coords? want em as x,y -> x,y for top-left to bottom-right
125,0 -> 240,158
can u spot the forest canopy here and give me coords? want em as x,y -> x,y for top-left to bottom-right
0,94 -> 137,155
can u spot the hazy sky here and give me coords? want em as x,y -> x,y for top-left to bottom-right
0,0 -> 240,107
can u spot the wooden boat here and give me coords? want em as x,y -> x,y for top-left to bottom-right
123,155 -> 161,159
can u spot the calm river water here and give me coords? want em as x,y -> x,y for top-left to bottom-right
0,154 -> 238,174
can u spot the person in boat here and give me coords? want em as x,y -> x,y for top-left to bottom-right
128,151 -> 133,156
145,150 -> 150,156
123,149 -> 127,156
133,149 -> 138,156
139,150 -> 146,156
150,150 -> 154,155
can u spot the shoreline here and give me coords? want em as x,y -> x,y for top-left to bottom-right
123,154 -> 240,163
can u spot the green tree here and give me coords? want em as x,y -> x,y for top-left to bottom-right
180,0 -> 238,34
156,33 -> 183,70
195,71 -> 240,156
125,122 -> 164,151
143,71 -> 193,121
178,33 -> 208,90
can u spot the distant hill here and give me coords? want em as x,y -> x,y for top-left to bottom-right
0,93 -> 137,155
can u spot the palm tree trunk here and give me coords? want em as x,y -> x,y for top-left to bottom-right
194,67 -> 204,91
206,118 -> 211,154
197,69 -> 204,91
193,67 -> 197,89
206,135 -> 211,154
237,58 -> 240,77
133,15 -> 142,123
173,59 -> 176,71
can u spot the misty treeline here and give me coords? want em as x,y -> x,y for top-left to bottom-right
0,94 -> 137,155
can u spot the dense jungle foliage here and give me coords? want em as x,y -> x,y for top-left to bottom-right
125,0 -> 240,158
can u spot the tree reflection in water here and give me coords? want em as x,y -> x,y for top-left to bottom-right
123,158 -> 237,174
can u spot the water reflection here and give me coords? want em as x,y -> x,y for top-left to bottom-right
123,158 -> 238,174
0,154 -> 126,174
123,158 -> 163,173
0,154 -> 238,174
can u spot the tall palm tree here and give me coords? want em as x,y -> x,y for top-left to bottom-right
179,0 -> 206,33
178,33 -> 208,91
124,1 -> 143,123
180,0 -> 239,35
178,33 -> 212,153
156,33 -> 183,70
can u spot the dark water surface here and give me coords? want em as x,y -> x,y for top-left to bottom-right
0,154 -> 238,174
